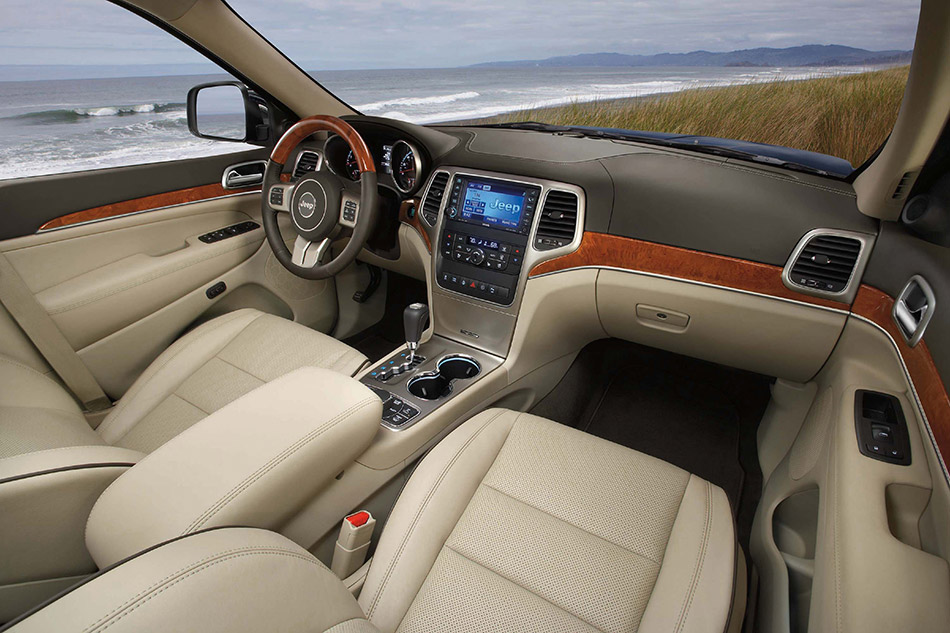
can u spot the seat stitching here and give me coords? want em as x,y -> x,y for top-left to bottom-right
364,408 -> 511,619
185,398 -> 379,533
213,354 -> 271,384
99,310 -> 259,440
441,544 -> 606,632
167,392 -> 213,416
0,356 -> 74,398
86,548 -> 322,633
82,544 -> 316,632
478,481 -> 663,566
674,480 -> 713,633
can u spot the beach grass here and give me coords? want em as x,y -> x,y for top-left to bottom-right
487,66 -> 909,166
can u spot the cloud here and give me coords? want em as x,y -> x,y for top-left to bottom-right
0,0 -> 921,69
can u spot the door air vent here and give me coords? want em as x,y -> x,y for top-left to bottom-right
534,190 -> 578,250
292,151 -> 321,179
421,171 -> 450,226
784,231 -> 867,299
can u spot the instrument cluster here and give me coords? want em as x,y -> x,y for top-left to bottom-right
324,133 -> 425,196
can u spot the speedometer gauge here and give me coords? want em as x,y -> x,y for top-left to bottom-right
391,140 -> 423,194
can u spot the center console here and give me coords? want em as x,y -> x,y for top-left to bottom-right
357,167 -> 585,434
435,174 -> 541,306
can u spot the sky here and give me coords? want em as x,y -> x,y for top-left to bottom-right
0,0 -> 922,73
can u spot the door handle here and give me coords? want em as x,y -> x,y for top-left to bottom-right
892,274 -> 936,347
221,160 -> 266,190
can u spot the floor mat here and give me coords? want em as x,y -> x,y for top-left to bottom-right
531,339 -> 771,552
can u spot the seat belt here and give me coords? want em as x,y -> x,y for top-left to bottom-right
0,251 -> 111,412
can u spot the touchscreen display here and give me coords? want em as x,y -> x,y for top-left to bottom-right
460,180 -> 526,230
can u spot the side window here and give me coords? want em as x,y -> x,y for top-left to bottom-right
0,1 -> 257,181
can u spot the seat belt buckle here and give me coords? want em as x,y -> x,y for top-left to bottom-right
330,510 -> 376,578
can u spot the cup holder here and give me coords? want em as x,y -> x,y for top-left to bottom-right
407,355 -> 481,401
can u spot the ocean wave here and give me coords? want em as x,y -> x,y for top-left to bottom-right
357,91 -> 479,112
6,102 -> 186,124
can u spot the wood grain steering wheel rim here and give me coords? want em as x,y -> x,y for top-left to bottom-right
261,115 -> 378,281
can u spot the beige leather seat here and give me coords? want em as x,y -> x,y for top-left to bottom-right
2,308 -> 368,458
0,308 -> 368,618
7,409 -> 739,633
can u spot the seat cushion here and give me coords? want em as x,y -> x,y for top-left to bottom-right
5,528 -> 372,633
0,355 -> 102,459
359,409 -> 737,633
96,309 -> 369,453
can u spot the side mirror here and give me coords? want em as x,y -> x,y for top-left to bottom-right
186,81 -> 269,144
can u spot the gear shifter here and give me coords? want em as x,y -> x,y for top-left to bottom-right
404,303 -> 429,363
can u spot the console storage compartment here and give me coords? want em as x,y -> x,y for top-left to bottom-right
83,367 -> 382,568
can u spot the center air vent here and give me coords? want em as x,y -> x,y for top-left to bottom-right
292,151 -> 321,179
421,171 -> 450,226
535,190 -> 578,250
786,232 -> 864,295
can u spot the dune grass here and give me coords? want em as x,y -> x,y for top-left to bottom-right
492,66 -> 909,166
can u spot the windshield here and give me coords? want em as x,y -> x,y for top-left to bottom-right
230,0 -> 919,174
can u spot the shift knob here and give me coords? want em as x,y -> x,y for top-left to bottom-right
403,303 -> 429,358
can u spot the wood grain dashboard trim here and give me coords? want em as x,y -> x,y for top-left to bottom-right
853,285 -> 950,470
38,183 -> 257,231
528,231 -> 850,311
398,197 -> 430,252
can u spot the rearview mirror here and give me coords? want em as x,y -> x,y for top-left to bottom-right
186,81 -> 269,144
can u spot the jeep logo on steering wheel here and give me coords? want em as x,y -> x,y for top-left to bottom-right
297,191 -> 316,218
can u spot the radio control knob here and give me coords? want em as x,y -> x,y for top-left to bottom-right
447,206 -> 458,218
468,248 -> 485,265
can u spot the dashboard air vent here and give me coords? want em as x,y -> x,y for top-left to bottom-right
292,151 -> 321,179
535,190 -> 578,250
788,234 -> 862,293
421,171 -> 450,226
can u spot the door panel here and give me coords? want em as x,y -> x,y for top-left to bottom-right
0,149 -> 268,240
0,179 -> 339,399
752,298 -> 950,632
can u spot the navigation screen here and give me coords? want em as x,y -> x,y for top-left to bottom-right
460,180 -> 526,230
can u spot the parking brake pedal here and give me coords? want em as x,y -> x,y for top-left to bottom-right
353,265 -> 382,303
331,510 -> 376,578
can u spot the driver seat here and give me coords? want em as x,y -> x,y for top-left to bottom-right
0,308 -> 368,618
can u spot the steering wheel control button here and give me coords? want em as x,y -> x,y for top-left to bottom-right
342,199 -> 358,224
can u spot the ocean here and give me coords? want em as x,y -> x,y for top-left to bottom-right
0,65 -> 872,181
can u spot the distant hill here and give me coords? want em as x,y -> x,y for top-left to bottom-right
471,45 -> 912,68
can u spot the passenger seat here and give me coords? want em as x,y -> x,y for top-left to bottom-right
6,409 -> 739,633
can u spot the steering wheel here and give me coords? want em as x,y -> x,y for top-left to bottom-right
261,115 -> 378,280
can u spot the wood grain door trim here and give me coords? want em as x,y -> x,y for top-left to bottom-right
38,183 -> 258,231
853,285 -> 950,472
528,231 -> 850,310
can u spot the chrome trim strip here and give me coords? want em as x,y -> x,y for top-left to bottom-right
529,264 -> 851,315
425,166 -> 587,310
391,139 -> 424,195
35,191 -> 260,234
850,313 -> 950,484
781,228 -> 875,304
